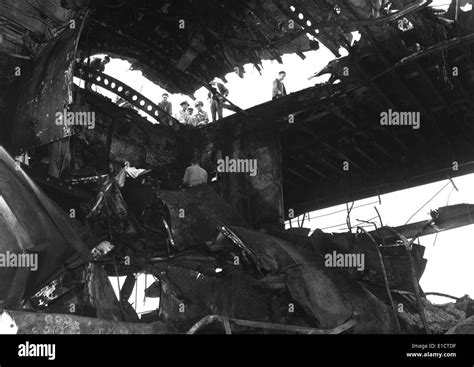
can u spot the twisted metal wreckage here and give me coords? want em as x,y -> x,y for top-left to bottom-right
1,146 -> 473,334
1,0 -> 474,334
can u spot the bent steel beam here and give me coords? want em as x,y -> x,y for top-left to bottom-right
75,65 -> 180,126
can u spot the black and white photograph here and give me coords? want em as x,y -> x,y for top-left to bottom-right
0,0 -> 473,364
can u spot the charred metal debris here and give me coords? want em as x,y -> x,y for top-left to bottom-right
0,0 -> 473,334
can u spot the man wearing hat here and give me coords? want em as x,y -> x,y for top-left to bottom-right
176,101 -> 191,124
192,101 -> 209,126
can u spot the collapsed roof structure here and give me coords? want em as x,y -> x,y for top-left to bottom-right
0,0 -> 473,334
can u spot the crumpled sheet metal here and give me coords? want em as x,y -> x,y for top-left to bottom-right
0,147 -> 90,308
229,226 -> 398,333
156,264 -> 271,332
11,27 -> 78,152
158,185 -> 249,250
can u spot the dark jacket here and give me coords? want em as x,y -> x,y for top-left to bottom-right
158,100 -> 172,115
272,78 -> 287,99
208,82 -> 229,102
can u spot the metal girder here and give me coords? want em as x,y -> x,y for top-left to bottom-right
75,65 -> 179,126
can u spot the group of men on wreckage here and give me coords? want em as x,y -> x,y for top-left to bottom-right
47,57 -> 287,186
86,55 -> 288,127
158,77 -> 231,126
158,71 -> 288,127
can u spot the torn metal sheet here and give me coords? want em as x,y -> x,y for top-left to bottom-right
155,264 -> 273,332
308,229 -> 427,293
86,263 -> 123,321
0,147 -> 91,308
229,226 -> 398,333
11,27 -> 78,152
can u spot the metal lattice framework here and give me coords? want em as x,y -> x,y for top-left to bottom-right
74,65 -> 179,125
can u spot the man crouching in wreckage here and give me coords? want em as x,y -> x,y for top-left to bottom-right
1,147 -> 473,335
